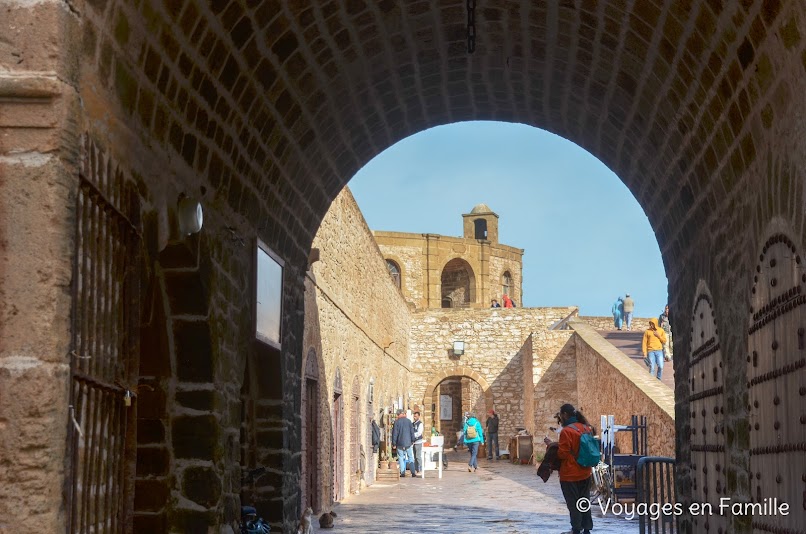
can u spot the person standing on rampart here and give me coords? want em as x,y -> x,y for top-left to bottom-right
622,293 -> 635,330
611,297 -> 624,330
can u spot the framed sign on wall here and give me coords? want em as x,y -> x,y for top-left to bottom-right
439,395 -> 453,420
254,239 -> 284,349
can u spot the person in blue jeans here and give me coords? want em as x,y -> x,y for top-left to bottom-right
463,413 -> 485,472
642,318 -> 668,380
391,409 -> 416,477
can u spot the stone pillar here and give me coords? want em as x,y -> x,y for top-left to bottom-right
479,240 -> 490,307
0,1 -> 80,531
424,234 -> 441,309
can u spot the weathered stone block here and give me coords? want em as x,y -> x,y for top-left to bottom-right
137,418 -> 165,444
172,414 -> 218,459
182,466 -> 222,508
137,385 -> 166,419
136,447 -> 169,476
176,389 -> 216,411
133,512 -> 167,532
173,320 -> 214,382
134,479 -> 169,511
164,271 -> 208,316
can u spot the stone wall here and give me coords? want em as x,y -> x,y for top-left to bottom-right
302,188 -> 411,510
578,316 -> 653,332
410,307 -> 577,440
533,331 -> 578,437
570,321 -> 675,458
375,241 -> 425,307
0,3 -> 80,530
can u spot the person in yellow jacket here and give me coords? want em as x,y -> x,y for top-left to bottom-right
642,318 -> 668,380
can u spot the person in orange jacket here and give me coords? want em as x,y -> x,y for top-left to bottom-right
544,403 -> 595,534
642,318 -> 668,380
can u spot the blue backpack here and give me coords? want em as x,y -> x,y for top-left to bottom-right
571,424 -> 600,467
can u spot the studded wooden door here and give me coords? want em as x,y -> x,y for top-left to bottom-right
688,289 -> 727,533
304,349 -> 320,512
68,138 -> 142,533
333,369 -> 343,501
305,378 -> 319,511
748,234 -> 806,534
350,376 -> 360,494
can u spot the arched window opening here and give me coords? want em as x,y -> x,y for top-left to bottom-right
441,258 -> 475,307
473,219 -> 487,240
385,259 -> 401,289
502,271 -> 513,299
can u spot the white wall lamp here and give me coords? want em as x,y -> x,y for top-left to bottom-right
452,340 -> 465,356
177,195 -> 204,235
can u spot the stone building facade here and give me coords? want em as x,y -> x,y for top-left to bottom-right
374,204 -> 524,310
301,188 -> 410,511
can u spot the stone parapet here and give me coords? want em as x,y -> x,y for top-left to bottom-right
578,316 -> 653,332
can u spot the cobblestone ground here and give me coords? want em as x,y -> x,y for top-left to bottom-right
329,451 -> 642,533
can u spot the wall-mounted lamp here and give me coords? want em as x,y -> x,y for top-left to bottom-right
452,340 -> 465,356
177,196 -> 203,235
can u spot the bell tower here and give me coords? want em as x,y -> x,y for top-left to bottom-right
462,203 -> 499,244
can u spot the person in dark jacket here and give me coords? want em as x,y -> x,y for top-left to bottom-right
485,409 -> 500,460
391,409 -> 416,477
537,442 -> 561,482
544,404 -> 595,534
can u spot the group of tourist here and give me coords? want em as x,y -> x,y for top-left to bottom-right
610,293 -> 635,330
490,294 -> 516,307
390,409 -> 426,477
611,294 -> 674,380
391,402 -> 598,534
390,409 -> 502,477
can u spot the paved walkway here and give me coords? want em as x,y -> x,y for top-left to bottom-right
597,330 -> 675,389
329,452 -> 639,533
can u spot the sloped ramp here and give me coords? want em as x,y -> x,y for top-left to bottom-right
597,330 -> 675,389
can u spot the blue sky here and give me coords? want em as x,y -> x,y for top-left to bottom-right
348,121 -> 667,317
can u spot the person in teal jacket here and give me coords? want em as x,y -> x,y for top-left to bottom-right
463,413 -> 485,472
611,297 -> 624,330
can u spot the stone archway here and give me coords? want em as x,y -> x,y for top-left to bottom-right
441,258 -> 477,308
5,1 -> 806,531
422,367 -> 493,438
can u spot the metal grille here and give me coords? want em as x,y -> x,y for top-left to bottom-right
637,457 -> 677,534
68,138 -> 141,533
